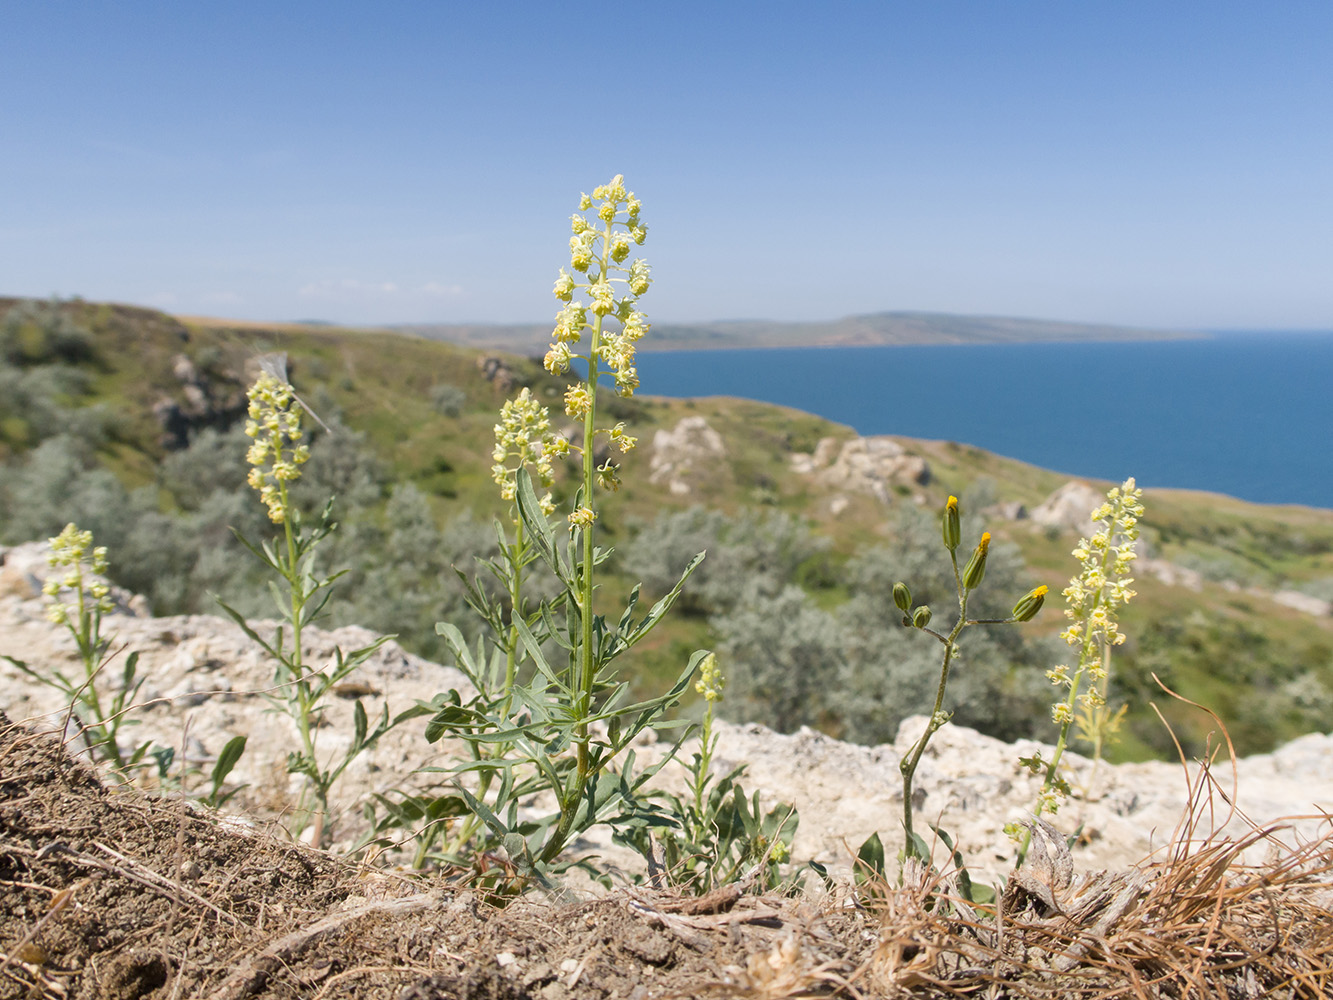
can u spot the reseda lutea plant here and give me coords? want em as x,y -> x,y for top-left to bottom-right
622,652 -> 800,894
424,176 -> 705,891
1016,478 -> 1143,837
891,495 -> 1048,864
220,369 -> 408,847
4,524 -> 155,777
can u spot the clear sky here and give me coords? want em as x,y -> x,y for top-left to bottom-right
4,2 -> 1331,330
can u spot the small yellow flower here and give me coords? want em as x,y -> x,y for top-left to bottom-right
564,384 -> 593,418
588,279 -> 616,316
544,341 -> 573,374
596,461 -> 621,492
607,422 -> 637,453
553,268 -> 575,301
628,259 -> 651,296
614,367 -> 639,396
568,505 -> 596,530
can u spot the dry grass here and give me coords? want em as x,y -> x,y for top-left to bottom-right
848,688 -> 1333,999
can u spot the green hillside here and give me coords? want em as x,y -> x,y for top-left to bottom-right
3,296 -> 1330,763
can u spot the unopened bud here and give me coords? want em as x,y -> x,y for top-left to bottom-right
1011,585 -> 1048,622
961,532 -> 991,590
893,582 -> 912,613
912,605 -> 933,629
943,496 -> 961,551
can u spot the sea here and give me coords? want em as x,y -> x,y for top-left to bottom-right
638,332 -> 1333,510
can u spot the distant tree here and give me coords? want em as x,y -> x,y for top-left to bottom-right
429,382 -> 467,417
713,583 -> 841,733
620,506 -> 830,615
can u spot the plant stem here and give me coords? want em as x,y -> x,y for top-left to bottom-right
575,222 -> 610,782
899,552 -> 969,859
502,520 -> 526,717
279,481 -> 325,843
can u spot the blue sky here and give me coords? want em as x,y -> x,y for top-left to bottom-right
3,2 -> 1332,330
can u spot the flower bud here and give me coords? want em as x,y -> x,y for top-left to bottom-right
961,532 -> 991,590
912,605 -> 933,629
893,582 -> 912,613
1011,585 -> 1048,622
943,496 -> 961,551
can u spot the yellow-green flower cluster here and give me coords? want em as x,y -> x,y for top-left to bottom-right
244,371 -> 311,523
42,523 -> 112,626
544,174 -> 651,400
694,652 -> 725,703
568,505 -> 596,529
1049,478 -> 1144,721
491,388 -> 565,515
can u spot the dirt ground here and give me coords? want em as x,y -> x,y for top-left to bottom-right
0,712 -> 876,1000
3,713 -> 1333,1000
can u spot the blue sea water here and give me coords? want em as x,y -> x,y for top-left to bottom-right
638,333 -> 1333,510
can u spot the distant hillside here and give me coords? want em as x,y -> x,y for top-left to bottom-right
3,295 -> 1330,765
393,311 -> 1192,354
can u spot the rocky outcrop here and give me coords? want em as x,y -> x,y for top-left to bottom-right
791,435 -> 930,503
476,355 -> 516,393
707,715 -> 1333,884
1272,589 -> 1333,617
1030,480 -> 1105,535
152,353 -> 249,450
4,539 -> 1331,882
649,416 -> 727,496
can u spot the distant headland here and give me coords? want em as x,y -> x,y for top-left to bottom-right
388,311 -> 1196,354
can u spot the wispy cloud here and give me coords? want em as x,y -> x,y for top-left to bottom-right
298,278 -> 400,298
297,278 -> 463,300
420,281 -> 464,297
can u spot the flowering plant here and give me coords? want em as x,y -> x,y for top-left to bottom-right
1016,478 -> 1144,835
4,524 -> 156,777
886,495 -> 1048,869
619,652 -> 800,894
219,367 -> 411,846
421,177 -> 707,892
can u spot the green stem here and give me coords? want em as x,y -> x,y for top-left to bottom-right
575,227 -> 609,781
899,552 -> 969,860
279,479 -> 324,840
502,519 -> 525,717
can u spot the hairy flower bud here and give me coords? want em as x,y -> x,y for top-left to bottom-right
943,495 -> 961,551
912,605 -> 933,629
961,532 -> 991,590
893,582 -> 912,613
1011,585 -> 1048,622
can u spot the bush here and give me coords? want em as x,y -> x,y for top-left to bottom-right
826,504 -> 1055,745
713,583 -> 841,733
0,299 -> 96,367
429,382 -> 467,417
621,506 -> 830,615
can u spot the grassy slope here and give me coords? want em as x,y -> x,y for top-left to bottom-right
15,299 -> 1333,762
